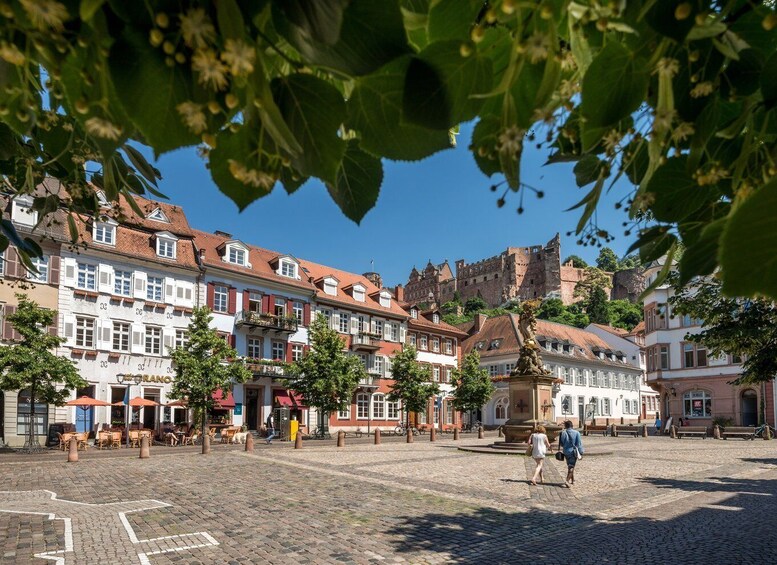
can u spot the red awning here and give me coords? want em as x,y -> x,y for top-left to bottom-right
274,391 -> 294,407
290,391 -> 306,408
212,389 -> 236,409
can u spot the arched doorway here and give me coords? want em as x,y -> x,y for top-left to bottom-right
741,389 -> 758,426
494,396 -> 509,425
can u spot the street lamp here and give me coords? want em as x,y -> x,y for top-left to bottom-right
116,373 -> 142,446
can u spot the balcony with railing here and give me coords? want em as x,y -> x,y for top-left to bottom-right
351,332 -> 381,351
358,375 -> 380,389
242,358 -> 288,378
235,310 -> 298,333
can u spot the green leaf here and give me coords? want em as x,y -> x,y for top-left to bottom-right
276,0 -> 348,45
627,226 -> 671,255
678,218 -> 726,285
0,123 -> 18,160
209,126 -> 274,211
216,0 -> 246,40
720,177 -> 777,298
348,56 -> 451,161
639,231 -> 677,264
644,0 -> 697,43
581,42 -> 649,129
123,145 -> 160,187
722,48 -> 764,98
79,0 -> 105,21
272,74 -> 346,184
471,116 -> 501,177
573,155 -> 603,187
645,156 -> 714,222
326,140 -> 383,224
569,174 -> 604,235
276,0 -> 411,76
402,40 -> 492,130
761,51 -> 777,108
427,0 -> 483,42
110,28 -> 199,155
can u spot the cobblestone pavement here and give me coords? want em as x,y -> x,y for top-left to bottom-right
1,434 -> 775,564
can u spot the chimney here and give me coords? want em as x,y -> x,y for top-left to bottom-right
394,284 -> 404,302
474,313 -> 487,333
214,230 -> 232,238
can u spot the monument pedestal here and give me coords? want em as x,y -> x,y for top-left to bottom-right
494,372 -> 562,450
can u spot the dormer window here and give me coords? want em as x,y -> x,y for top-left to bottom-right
96,190 -> 109,208
155,232 -> 178,259
489,339 -> 501,350
323,276 -> 338,296
433,313 -> 440,323
93,220 -> 117,246
475,341 -> 485,350
11,196 -> 37,226
147,207 -> 170,223
379,291 -> 391,308
225,243 -> 249,266
280,259 -> 298,279
352,284 -> 366,302
410,308 -> 418,319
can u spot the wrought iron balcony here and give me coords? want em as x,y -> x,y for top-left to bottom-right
366,367 -> 383,377
358,376 -> 380,388
351,332 -> 381,351
235,310 -> 298,333
244,360 -> 288,378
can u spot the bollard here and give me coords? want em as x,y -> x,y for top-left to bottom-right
202,434 -> 211,455
406,428 -> 413,443
294,432 -> 303,449
337,430 -> 345,447
670,425 -> 677,439
454,428 -> 460,441
642,424 -> 648,437
245,434 -> 254,452
713,425 -> 721,440
620,417 -> 624,425
430,427 -> 436,442
606,418 -> 610,426
67,436 -> 78,463
611,424 -> 618,438
765,426 -> 773,441
478,426 -> 484,439
139,435 -> 150,459
374,429 -> 381,445
498,426 -> 503,438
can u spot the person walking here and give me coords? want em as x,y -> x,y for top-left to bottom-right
655,412 -> 662,436
265,413 -> 276,444
528,425 -> 551,486
558,420 -> 584,488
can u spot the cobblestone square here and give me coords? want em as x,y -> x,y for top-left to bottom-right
1,435 -> 775,564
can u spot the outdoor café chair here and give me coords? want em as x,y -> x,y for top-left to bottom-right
110,431 -> 122,449
128,430 -> 140,448
96,431 -> 110,449
76,432 -> 90,451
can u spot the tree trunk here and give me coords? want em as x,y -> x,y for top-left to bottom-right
201,404 -> 209,455
28,379 -> 36,449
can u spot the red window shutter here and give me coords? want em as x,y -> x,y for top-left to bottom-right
286,299 -> 293,317
243,290 -> 250,312
229,334 -> 236,348
5,246 -> 18,278
267,294 -> 275,314
228,287 -> 237,314
261,294 -> 270,313
206,282 -> 215,309
286,341 -> 293,362
49,255 -> 61,285
303,345 -> 310,354
303,303 -> 311,326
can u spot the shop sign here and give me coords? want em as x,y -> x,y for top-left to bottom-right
131,374 -> 175,384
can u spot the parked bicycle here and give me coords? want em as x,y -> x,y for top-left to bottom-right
308,426 -> 331,439
462,420 -> 481,433
754,423 -> 776,438
393,422 -> 420,436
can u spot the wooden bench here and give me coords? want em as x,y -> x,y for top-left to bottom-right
676,425 -> 708,439
612,425 -> 641,437
584,424 -> 609,436
721,426 -> 755,440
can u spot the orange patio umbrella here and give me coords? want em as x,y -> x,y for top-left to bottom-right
166,399 -> 188,407
66,395 -> 112,408
112,396 -> 160,407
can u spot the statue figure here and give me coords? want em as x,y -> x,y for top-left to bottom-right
513,300 -> 551,376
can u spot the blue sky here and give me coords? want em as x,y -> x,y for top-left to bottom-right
148,122 -> 635,288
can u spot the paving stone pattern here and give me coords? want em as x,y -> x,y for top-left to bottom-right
0,435 -> 775,564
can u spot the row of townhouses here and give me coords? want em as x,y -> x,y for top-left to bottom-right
4,185 -> 771,447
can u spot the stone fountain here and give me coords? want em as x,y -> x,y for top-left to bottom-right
493,301 -> 562,451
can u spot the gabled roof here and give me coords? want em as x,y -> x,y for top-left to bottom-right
297,259 -> 409,319
407,313 -> 468,337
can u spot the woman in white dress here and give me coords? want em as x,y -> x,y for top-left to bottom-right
528,425 -> 551,486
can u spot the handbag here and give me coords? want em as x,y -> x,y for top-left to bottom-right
526,434 -> 533,457
555,451 -> 565,461
574,447 -> 583,460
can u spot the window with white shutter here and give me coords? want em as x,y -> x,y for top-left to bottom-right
133,272 -> 147,299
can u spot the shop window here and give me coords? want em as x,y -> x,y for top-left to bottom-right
683,390 -> 712,418
17,389 -> 47,436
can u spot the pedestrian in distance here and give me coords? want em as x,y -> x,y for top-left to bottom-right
655,414 -> 662,436
528,425 -> 551,486
265,414 -> 276,444
558,420 -> 584,488
678,417 -> 684,427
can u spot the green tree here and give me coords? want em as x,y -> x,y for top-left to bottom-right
388,346 -> 439,427
596,248 -> 619,272
287,314 -> 366,429
586,286 -> 611,325
608,299 -> 643,331
169,306 -> 251,453
464,296 -> 488,315
537,298 -> 566,319
451,351 -> 495,420
668,274 -> 777,385
0,295 -> 85,450
618,254 -> 642,271
563,255 -> 589,269
2,1 -> 777,298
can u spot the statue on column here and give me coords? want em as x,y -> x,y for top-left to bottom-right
513,300 -> 551,376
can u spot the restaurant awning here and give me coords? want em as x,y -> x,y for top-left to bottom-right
212,389 -> 235,409
274,391 -> 306,408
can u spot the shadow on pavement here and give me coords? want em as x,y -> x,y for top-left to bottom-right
386,477 -> 777,563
